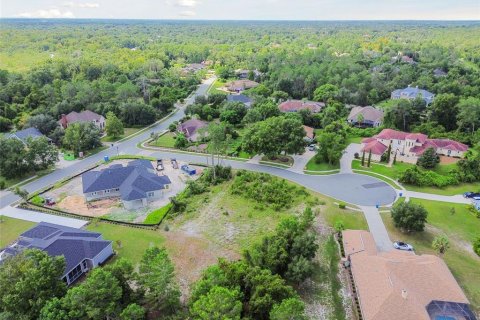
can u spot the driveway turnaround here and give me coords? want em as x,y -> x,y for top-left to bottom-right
359,206 -> 393,252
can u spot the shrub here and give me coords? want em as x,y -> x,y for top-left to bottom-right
0,178 -> 5,190
399,166 -> 458,187
31,195 -> 44,206
144,203 -> 172,225
338,203 -> 346,209
391,201 -> 428,232
473,237 -> 480,257
202,165 -> 232,185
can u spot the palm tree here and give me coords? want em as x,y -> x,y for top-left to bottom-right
432,235 -> 450,256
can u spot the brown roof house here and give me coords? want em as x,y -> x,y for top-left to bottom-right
303,125 -> 315,143
177,119 -> 208,142
60,110 -> 105,130
225,80 -> 259,93
347,106 -> 384,127
342,230 -> 477,320
278,100 -> 324,113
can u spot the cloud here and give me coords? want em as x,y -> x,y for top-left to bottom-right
62,2 -> 100,8
176,0 -> 198,7
179,10 -> 196,16
16,9 -> 75,18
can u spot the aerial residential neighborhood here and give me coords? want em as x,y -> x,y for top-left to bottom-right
0,6 -> 479,320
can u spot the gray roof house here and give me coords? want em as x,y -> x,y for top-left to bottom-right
391,86 -> 435,105
8,127 -> 50,145
347,106 -> 384,127
227,94 -> 253,108
82,160 -> 171,209
0,222 -> 113,285
177,119 -> 208,142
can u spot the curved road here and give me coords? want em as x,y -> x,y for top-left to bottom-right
0,76 -> 397,209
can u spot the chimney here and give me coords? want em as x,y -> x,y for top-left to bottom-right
401,289 -> 408,300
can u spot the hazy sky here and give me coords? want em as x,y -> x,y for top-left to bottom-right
1,0 -> 479,20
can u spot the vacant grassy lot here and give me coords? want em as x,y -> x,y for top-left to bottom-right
381,208 -> 480,311
352,159 -> 411,179
101,127 -> 143,143
0,216 -> 35,247
306,158 -> 340,171
152,132 -> 177,148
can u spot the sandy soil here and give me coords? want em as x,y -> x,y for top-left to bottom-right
439,155 -> 460,165
58,195 -> 116,217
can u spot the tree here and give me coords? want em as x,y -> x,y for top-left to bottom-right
120,304 -> 145,320
174,133 -> 188,148
0,137 -> 29,179
26,136 -> 59,171
138,247 -> 180,314
386,143 -> 392,163
242,116 -> 305,158
473,237 -> 480,257
361,151 -> 365,166
391,202 -> 428,232
190,286 -> 242,320
0,116 -> 12,132
428,93 -> 459,131
367,150 -> 372,167
105,111 -> 124,138
63,122 -> 101,155
417,147 -> 439,169
120,101 -> 157,126
0,249 -> 66,319
25,114 -> 58,135
207,92 -> 227,106
334,220 -> 345,236
270,298 -> 308,320
432,235 -> 450,256
220,102 -> 248,125
104,258 -> 136,305
456,97 -> 480,134
13,186 -> 29,201
313,84 -> 339,103
384,99 -> 415,131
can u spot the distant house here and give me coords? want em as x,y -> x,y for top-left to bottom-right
177,119 -> 208,142
342,230 -> 476,320
0,222 -> 113,285
361,128 -> 468,163
7,127 -> 50,145
433,68 -> 448,78
347,106 -> 384,127
59,110 -> 106,130
235,69 -> 262,80
225,80 -> 259,93
82,160 -> 171,209
227,94 -> 253,108
181,63 -> 206,74
391,86 -> 434,105
303,125 -> 315,143
278,100 -> 324,113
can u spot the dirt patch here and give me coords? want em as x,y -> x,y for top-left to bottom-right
164,231 -> 240,301
57,195 -> 116,217
439,156 -> 460,165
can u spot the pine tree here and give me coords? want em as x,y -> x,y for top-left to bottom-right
386,144 -> 392,163
361,151 -> 365,166
393,152 -> 397,165
367,150 -> 372,167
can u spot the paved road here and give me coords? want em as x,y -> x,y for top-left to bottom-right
359,206 -> 393,252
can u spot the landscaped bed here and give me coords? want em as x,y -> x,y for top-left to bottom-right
305,158 -> 340,171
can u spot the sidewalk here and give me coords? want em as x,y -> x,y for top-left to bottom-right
359,205 -> 392,252
0,206 -> 88,228
403,190 -> 470,204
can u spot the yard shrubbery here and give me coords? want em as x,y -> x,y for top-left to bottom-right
144,203 -> 172,225
230,170 -> 305,210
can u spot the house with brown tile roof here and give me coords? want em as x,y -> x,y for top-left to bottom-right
347,106 -> 384,127
303,125 -> 315,142
278,100 -> 324,113
342,230 -> 476,320
59,110 -> 105,130
225,80 -> 259,93
360,129 -> 468,164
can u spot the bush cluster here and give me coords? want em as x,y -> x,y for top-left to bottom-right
399,166 -> 458,187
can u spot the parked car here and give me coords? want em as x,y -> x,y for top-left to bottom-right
44,197 -> 56,206
393,241 -> 413,251
308,144 -> 317,151
463,192 -> 480,198
171,158 -> 178,169
156,159 -> 164,171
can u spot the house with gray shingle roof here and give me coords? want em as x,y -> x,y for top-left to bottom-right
347,106 -> 384,127
8,127 -> 51,145
0,222 -> 113,285
227,94 -> 253,108
391,86 -> 434,105
82,159 -> 171,209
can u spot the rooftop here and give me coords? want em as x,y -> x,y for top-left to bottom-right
278,100 -> 324,113
7,127 -> 48,144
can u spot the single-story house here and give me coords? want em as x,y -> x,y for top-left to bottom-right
82,159 -> 171,209
227,94 -> 253,108
59,110 -> 106,130
347,106 -> 384,127
303,125 -> 315,143
391,86 -> 435,105
433,68 -> 448,78
342,230 -> 476,320
360,128 -> 469,164
0,222 -> 113,285
278,100 -> 325,113
177,118 -> 208,142
181,63 -> 206,74
225,80 -> 259,93
235,69 -> 262,80
7,127 -> 51,145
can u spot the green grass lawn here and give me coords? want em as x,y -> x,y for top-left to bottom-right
346,136 -> 363,144
101,127 -> 143,143
151,132 -> 177,148
381,212 -> 480,310
405,182 -> 480,196
1,167 -> 55,190
352,159 -> 412,180
305,158 -> 340,171
0,216 -> 36,247
207,78 -> 227,94
86,222 -> 165,265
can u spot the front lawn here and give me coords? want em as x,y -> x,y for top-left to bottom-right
0,216 -> 35,247
86,222 -> 165,265
305,158 -> 340,171
151,132 -> 177,148
381,212 -> 480,310
405,182 -> 480,196
1,167 -> 55,190
351,159 -> 412,180
207,78 -> 227,94
346,136 -> 363,144
101,127 -> 143,143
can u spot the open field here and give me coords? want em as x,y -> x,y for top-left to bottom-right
151,132 -> 177,148
381,207 -> 480,310
101,127 -> 144,143
0,216 -> 36,248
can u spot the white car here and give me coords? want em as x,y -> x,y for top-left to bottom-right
393,241 -> 414,251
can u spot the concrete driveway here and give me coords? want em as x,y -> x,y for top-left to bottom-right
289,148 -> 316,173
340,143 -> 361,173
359,206 -> 392,252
